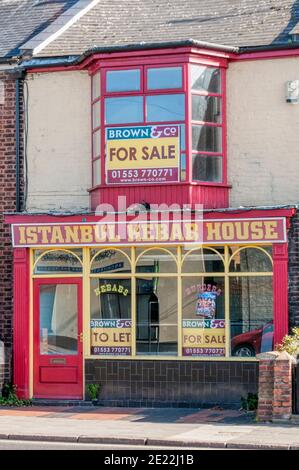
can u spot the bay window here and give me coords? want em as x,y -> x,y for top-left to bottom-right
91,59 -> 225,186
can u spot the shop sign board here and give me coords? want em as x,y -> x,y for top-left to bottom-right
182,319 -> 225,357
90,319 -> 132,356
11,217 -> 286,247
106,124 -> 180,184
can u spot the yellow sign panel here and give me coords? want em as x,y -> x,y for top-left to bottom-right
90,319 -> 132,356
106,125 -> 180,184
182,319 -> 226,357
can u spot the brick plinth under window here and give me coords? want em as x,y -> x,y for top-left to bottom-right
0,71 -> 24,386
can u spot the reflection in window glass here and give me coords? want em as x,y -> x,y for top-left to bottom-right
182,248 -> 224,273
147,67 -> 182,90
40,284 -> 78,355
92,100 -> 101,129
192,125 -> 222,152
192,154 -> 222,182
106,69 -> 140,92
230,276 -> 273,357
146,94 -> 185,122
192,95 -> 221,123
34,250 -> 82,274
191,65 -> 220,93
91,249 -> 131,274
93,158 -> 101,186
229,247 -> 272,272
92,72 -> 101,100
180,124 -> 185,151
136,277 -> 177,355
105,96 -> 143,124
93,129 -> 101,158
136,249 -> 177,273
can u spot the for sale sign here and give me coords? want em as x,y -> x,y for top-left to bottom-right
106,124 -> 180,184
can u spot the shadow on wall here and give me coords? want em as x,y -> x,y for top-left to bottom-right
272,1 -> 299,45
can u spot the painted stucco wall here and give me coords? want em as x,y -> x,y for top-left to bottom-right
227,57 -> 299,207
26,70 -> 90,212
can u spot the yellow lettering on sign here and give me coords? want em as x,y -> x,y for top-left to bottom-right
206,222 -> 221,241
185,223 -> 199,242
18,226 -> 26,244
251,221 -> 264,240
264,221 -> 278,239
107,224 -> 120,242
26,227 -> 38,244
64,226 -> 80,244
170,223 -> 183,241
94,224 -> 108,242
37,226 -> 51,244
222,222 -> 235,240
155,223 -> 169,241
127,224 -> 141,242
50,226 -> 64,244
80,226 -> 93,243
235,221 -> 250,240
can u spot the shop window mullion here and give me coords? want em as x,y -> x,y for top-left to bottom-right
131,246 -> 136,358
224,245 -> 230,358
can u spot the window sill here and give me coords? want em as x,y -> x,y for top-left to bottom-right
88,181 -> 232,192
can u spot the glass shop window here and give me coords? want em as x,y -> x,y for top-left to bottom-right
229,247 -> 273,358
136,276 -> 178,356
34,250 -> 83,274
182,276 -> 225,357
90,278 -> 132,356
90,249 -> 131,274
182,248 -> 224,273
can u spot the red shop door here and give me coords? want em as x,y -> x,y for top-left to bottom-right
33,278 -> 83,399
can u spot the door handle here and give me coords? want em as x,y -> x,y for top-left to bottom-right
78,332 -> 83,343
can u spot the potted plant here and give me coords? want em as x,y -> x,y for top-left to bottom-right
86,383 -> 100,405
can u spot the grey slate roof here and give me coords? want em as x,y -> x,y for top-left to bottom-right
32,0 -> 299,57
0,0 -> 80,58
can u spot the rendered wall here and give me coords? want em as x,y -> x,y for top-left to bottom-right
227,57 -> 299,207
26,70 -> 91,212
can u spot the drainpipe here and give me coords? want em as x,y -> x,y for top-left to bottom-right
16,76 -> 21,212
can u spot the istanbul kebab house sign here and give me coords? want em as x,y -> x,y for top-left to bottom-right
11,218 -> 286,247
106,124 -> 180,184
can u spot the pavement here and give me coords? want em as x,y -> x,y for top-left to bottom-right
0,405 -> 298,449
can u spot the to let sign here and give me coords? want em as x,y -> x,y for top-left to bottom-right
106,124 -> 180,184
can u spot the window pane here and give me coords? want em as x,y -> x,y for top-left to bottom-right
230,276 -> 273,357
147,67 -> 182,90
229,247 -> 272,272
146,94 -> 185,122
92,72 -> 101,100
92,100 -> 101,129
192,95 -> 221,123
182,248 -> 224,273
40,284 -> 78,355
93,129 -> 101,158
106,69 -> 140,92
180,153 -> 186,181
91,249 -> 131,274
191,65 -> 221,93
105,96 -> 143,124
90,278 -> 132,356
136,248 -> 177,273
192,154 -> 222,182
34,250 -> 82,274
136,277 -> 177,356
93,158 -> 101,186
192,125 -> 222,152
180,124 -> 185,151
182,277 -> 225,357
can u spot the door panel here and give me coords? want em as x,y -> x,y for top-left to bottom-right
33,278 -> 83,399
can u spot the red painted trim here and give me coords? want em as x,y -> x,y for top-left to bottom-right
235,48 -> 299,62
5,208 -> 295,225
272,243 -> 289,346
13,248 -> 30,399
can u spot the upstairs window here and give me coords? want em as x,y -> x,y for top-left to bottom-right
191,65 -> 224,183
91,60 -> 224,187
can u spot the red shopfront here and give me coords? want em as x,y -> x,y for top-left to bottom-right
6,209 -> 293,403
